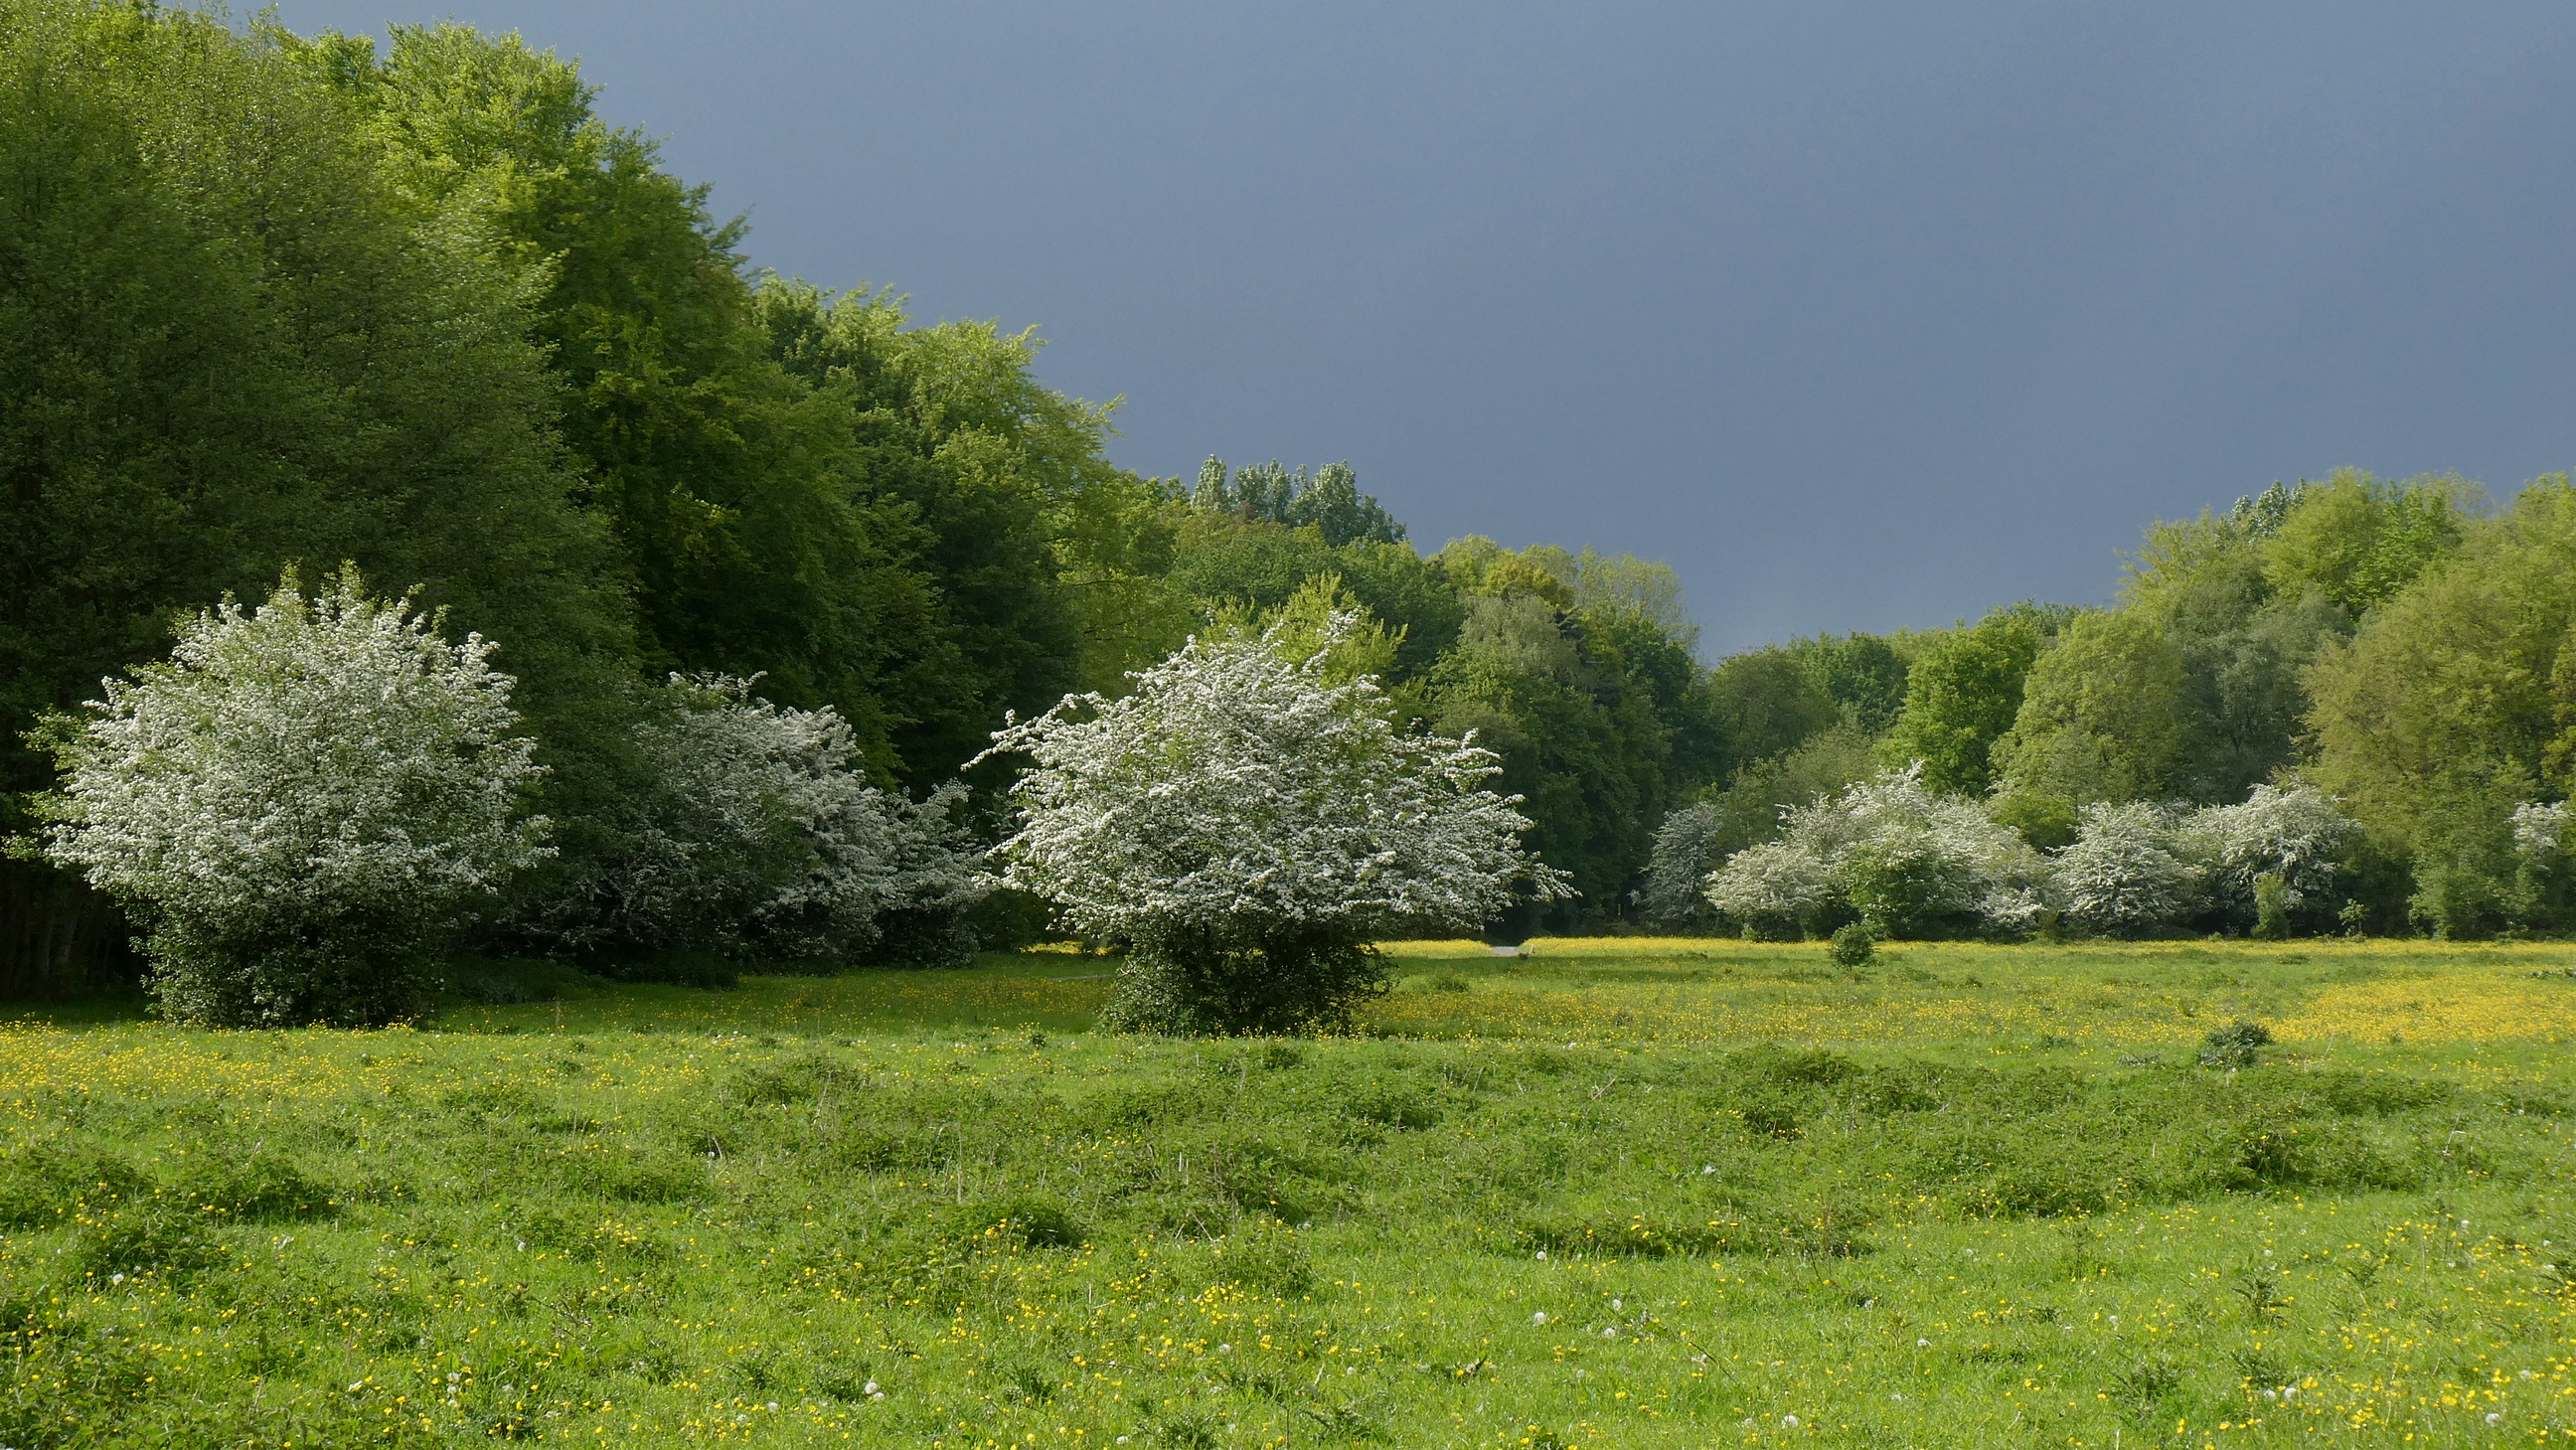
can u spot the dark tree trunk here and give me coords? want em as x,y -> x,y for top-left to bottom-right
0,859 -> 138,999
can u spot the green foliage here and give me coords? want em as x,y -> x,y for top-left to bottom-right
2264,469 -> 2472,616
1991,609 -> 2189,808
1193,458 -> 1406,548
1880,603 -> 2066,794
0,1 -> 629,839
2197,1020 -> 2275,1069
1418,541 -> 1720,924
2305,478 -> 2576,931
2252,874 -> 2291,939
1828,921 -> 1876,967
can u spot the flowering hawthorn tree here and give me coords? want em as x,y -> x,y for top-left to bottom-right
529,674 -> 985,966
978,613 -> 1568,1034
2057,801 -> 2203,936
2193,784 -> 2356,928
37,569 -> 549,1025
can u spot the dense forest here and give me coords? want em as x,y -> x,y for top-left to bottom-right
5,2 -> 2571,998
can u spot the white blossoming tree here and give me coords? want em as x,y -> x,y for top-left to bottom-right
2191,784 -> 2357,933
2057,801 -> 2204,936
36,568 -> 550,1026
978,612 -> 1569,1035
528,674 -> 986,968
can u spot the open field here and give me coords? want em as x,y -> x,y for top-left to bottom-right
2,938 -> 2571,1448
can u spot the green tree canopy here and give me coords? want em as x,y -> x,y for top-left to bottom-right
1878,603 -> 2066,795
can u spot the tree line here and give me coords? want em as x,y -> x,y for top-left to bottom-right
1656,470 -> 2576,942
0,3 -> 1712,993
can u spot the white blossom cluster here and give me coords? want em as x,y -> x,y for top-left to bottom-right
2512,800 -> 2571,871
40,571 -> 550,944
1703,771 -> 2359,939
564,675 -> 983,959
2197,783 -> 2360,911
1703,765 -> 2048,935
2055,801 -> 2201,934
978,612 -> 1569,939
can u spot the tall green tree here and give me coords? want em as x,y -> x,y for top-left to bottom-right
1878,603 -> 2065,794
1,2 -> 629,987
1990,609 -> 2190,809
2304,478 -> 2576,934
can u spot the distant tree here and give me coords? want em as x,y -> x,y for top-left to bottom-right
1879,603 -> 2065,794
1989,610 -> 2190,812
2264,469 -> 2473,616
35,571 -> 550,1026
2305,478 -> 2576,936
980,613 -> 1567,1035
1194,458 -> 1407,548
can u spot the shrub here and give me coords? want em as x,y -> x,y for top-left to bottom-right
36,568 -> 549,1026
1828,921 -> 1876,967
2252,874 -> 2291,939
520,675 -> 985,966
2192,784 -> 2358,932
980,611 -> 1567,1035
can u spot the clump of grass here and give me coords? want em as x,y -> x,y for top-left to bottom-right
2199,1019 -> 2275,1068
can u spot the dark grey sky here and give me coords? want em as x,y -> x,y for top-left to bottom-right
271,0 -> 2576,654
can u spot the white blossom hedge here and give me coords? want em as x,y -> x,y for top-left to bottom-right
35,569 -> 549,1025
1700,771 -> 2363,942
979,612 -> 1568,1034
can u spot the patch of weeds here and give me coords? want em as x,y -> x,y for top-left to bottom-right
173,1151 -> 336,1221
1144,1403 -> 1225,1448
440,1082 -> 548,1120
2229,1347 -> 2291,1389
2199,1020 -> 2274,1068
2111,1354 -> 2187,1422
2233,1269 -> 2287,1322
1295,1393 -> 1385,1440
1734,1094 -> 1803,1140
71,1206 -> 228,1282
1203,1218 -> 1313,1295
0,1139 -> 148,1227
2310,1069 -> 2449,1116
728,1052 -> 863,1106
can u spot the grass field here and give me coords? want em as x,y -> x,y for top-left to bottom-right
2,937 -> 2571,1448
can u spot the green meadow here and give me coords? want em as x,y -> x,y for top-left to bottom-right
2,938 -> 2570,1448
